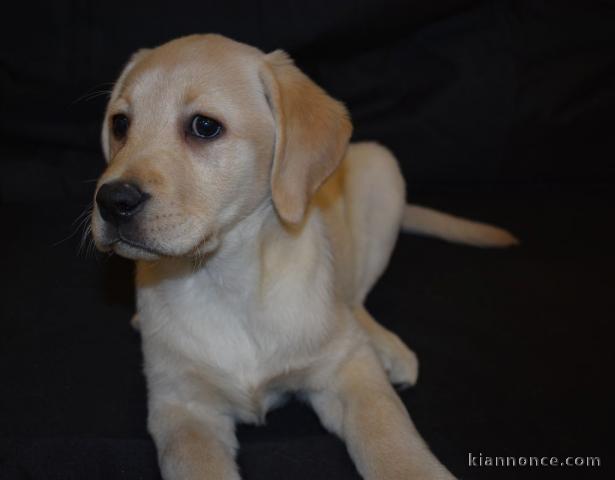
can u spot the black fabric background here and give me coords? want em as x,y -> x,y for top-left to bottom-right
1,1 -> 614,479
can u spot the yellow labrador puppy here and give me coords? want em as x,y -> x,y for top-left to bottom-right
92,34 -> 517,480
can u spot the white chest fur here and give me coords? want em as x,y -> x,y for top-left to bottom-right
135,207 -> 342,421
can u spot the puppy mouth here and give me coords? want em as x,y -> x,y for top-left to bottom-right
94,215 -> 217,260
112,235 -> 163,257
95,223 -> 164,259
100,230 -> 215,261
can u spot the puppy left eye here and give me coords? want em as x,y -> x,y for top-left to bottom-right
111,113 -> 129,140
190,115 -> 223,139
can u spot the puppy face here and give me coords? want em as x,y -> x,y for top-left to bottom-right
92,34 -> 351,261
92,35 -> 274,260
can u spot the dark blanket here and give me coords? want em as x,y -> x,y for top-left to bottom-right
1,1 -> 614,479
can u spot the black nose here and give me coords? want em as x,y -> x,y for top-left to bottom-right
96,181 -> 149,224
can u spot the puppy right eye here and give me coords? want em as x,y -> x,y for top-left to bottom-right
190,115 -> 223,139
111,114 -> 129,140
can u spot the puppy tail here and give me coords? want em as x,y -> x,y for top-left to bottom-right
401,204 -> 520,248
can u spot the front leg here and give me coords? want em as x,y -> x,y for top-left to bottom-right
149,402 -> 240,480
309,344 -> 455,480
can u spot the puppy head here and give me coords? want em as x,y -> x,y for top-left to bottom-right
92,34 -> 351,261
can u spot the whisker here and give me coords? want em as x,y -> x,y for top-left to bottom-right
71,206 -> 92,227
78,221 -> 93,257
72,82 -> 115,105
52,204 -> 93,248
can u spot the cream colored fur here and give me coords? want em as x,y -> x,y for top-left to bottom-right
92,34 -> 517,480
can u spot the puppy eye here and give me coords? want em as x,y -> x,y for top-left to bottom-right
190,115 -> 222,139
111,114 -> 129,139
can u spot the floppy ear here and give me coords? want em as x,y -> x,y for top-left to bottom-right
101,48 -> 151,162
260,50 -> 352,225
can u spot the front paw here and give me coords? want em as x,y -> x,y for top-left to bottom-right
376,332 -> 419,388
386,336 -> 419,388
